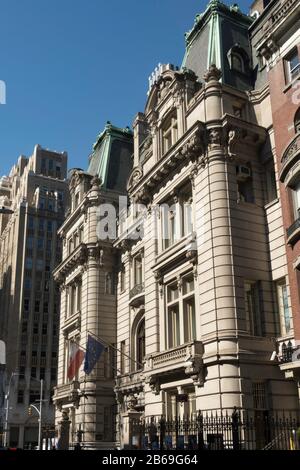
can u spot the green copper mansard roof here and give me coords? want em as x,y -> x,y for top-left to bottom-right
87,121 -> 133,193
182,0 -> 254,91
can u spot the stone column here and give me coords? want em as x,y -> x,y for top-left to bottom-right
57,410 -> 71,450
196,65 -> 240,412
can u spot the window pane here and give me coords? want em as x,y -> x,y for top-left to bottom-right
277,281 -> 291,335
183,298 -> 196,342
244,281 -> 261,336
183,275 -> 194,295
167,283 -> 179,302
168,304 -> 180,348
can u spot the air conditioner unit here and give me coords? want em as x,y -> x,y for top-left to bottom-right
236,165 -> 251,181
292,347 -> 300,362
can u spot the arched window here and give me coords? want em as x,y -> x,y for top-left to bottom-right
136,318 -> 145,368
232,52 -> 244,73
294,108 -> 300,133
228,45 -> 249,74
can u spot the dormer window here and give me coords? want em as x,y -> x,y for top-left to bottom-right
232,52 -> 244,73
162,111 -> 178,155
228,45 -> 249,74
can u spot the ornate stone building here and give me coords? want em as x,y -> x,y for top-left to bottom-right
0,145 -> 68,448
53,123 -> 133,449
114,0 -> 300,448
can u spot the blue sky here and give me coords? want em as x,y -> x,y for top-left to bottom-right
0,0 -> 252,176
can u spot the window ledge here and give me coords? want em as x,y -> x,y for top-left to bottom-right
264,198 -> 279,210
283,75 -> 300,94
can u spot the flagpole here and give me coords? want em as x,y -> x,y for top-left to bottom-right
87,330 -> 144,369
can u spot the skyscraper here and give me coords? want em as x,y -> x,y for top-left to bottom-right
0,145 -> 68,448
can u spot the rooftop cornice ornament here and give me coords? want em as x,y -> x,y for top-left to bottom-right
203,64 -> 222,82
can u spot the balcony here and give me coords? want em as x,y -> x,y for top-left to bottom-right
62,310 -> 81,334
144,341 -> 204,392
52,380 -> 81,409
278,344 -> 300,380
279,134 -> 300,185
286,217 -> 300,245
115,371 -> 144,393
129,282 -> 145,307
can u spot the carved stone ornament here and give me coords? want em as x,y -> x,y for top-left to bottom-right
227,128 -> 240,159
203,64 -> 222,83
209,128 -> 222,147
91,175 -> 102,189
181,131 -> 203,159
127,394 -> 138,411
172,80 -> 185,108
127,167 -> 143,191
146,376 -> 160,395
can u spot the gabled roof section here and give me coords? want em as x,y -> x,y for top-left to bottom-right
87,122 -> 133,193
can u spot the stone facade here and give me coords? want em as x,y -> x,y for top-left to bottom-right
53,123 -> 133,449
114,0 -> 300,449
0,145 -> 68,448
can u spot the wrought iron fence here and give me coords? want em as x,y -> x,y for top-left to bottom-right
131,409 -> 300,450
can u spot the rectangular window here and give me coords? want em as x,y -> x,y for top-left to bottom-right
25,258 -> 33,269
161,182 -> 193,250
27,237 -> 34,249
77,279 -> 82,311
252,382 -> 267,410
70,284 -> 77,315
167,304 -> 180,348
120,265 -> 125,292
181,184 -> 193,236
292,182 -> 300,220
276,280 -> 291,335
28,217 -> 34,230
17,390 -> 24,404
39,219 -> 44,231
133,254 -> 143,286
265,160 -> 277,204
161,200 -> 177,250
39,197 -> 46,210
105,273 -> 115,295
120,340 -> 126,374
183,297 -> 196,343
165,272 -> 196,349
244,281 -> 262,336
24,299 -> 30,312
75,192 -> 80,208
285,48 -> 300,83
162,113 -> 178,155
51,367 -> 56,381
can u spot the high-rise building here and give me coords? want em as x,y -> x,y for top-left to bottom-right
0,145 -> 68,448
53,123 -> 133,449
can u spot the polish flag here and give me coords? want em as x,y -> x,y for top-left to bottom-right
67,342 -> 85,381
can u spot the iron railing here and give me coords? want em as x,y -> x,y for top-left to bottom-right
131,409 -> 300,450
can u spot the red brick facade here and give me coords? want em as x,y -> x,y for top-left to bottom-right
268,44 -> 300,340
